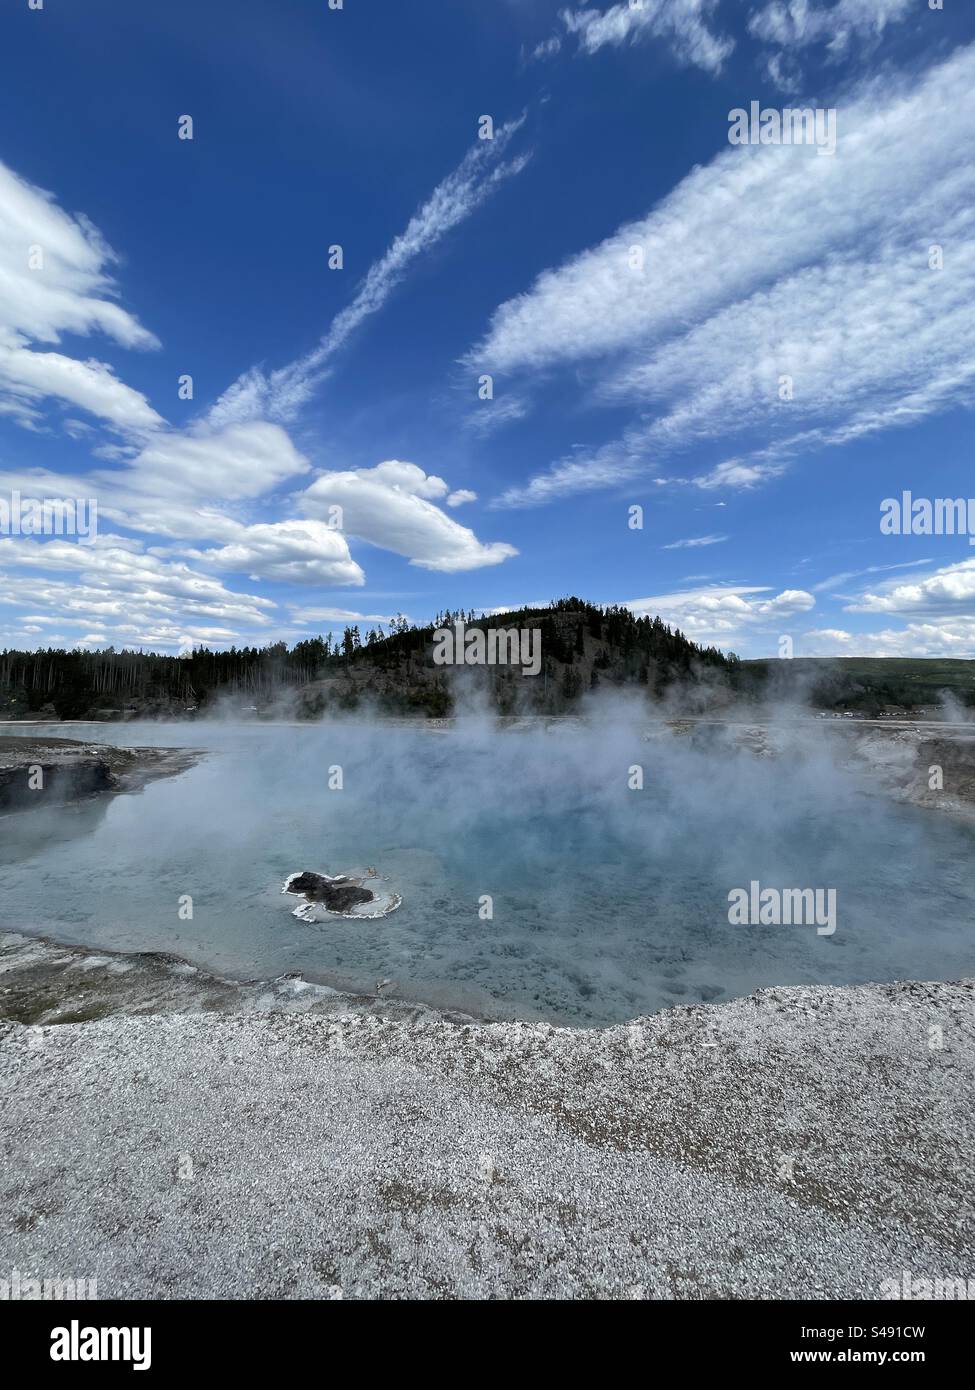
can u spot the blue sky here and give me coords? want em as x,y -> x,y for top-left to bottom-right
1,0 -> 974,658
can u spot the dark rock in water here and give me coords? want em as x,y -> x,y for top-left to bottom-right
287,871 -> 374,913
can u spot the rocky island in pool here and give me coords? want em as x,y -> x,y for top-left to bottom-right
282,869 -> 403,920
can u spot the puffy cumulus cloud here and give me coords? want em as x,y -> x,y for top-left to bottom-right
624,584 -> 815,646
476,48 -> 975,506
0,438 -> 507,627
770,557 -> 975,658
360,460 -> 451,500
0,159 -> 161,433
802,620 -> 975,659
846,558 -> 975,617
560,1 -> 733,73
187,519 -> 364,587
300,461 -> 518,572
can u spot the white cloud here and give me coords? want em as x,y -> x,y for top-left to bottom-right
0,126 -> 519,627
0,160 -> 160,433
475,48 -> 975,506
531,36 -> 562,61
810,558 -> 933,593
188,519 -> 364,587
762,556 -> 975,657
560,1 -> 734,73
0,534 -> 280,650
0,437 -> 511,607
0,162 -> 157,349
1,158 -> 514,644
662,533 -> 728,549
288,605 -> 406,626
802,620 -> 975,659
101,420 -> 311,510
624,583 -> 814,645
0,534 -> 275,616
209,119 -> 531,428
465,394 -> 530,437
846,557 -> 975,617
0,422 -> 315,555
752,2 -> 916,94
762,50 -> 804,92
300,460 -> 518,572
0,345 -> 162,433
694,456 -> 787,491
749,0 -> 914,55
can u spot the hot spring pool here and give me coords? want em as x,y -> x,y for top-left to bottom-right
2,719 -> 974,1025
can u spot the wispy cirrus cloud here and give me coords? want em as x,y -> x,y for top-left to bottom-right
750,0 -> 917,91
662,533 -> 728,550
557,1 -> 734,73
209,118 -> 531,429
473,47 -> 975,507
464,394 -> 530,437
749,0 -> 914,55
810,558 -> 933,594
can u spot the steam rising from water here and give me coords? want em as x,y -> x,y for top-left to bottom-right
2,712 -> 974,1024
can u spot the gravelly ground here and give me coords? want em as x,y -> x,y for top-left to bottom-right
1,938 -> 972,1299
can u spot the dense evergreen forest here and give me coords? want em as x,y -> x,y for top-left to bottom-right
0,598 -> 735,720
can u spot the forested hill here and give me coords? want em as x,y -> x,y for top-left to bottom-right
0,598 -> 735,720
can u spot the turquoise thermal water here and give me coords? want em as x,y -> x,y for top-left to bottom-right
2,719 -> 974,1025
